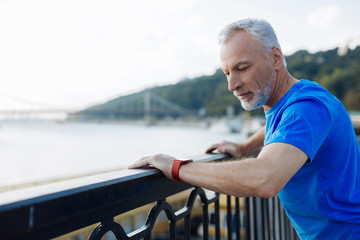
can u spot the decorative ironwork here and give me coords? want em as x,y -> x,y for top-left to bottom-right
0,153 -> 299,240
87,187 -> 220,240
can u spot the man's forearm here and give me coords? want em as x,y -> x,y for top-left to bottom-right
129,140 -> 307,199
179,140 -> 307,198
178,155 -> 282,198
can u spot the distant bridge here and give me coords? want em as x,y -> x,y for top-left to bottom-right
71,91 -> 192,120
0,91 -> 192,120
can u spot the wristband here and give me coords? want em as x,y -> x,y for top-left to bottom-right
171,159 -> 193,182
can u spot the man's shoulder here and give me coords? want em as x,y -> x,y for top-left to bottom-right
291,79 -> 327,97
287,79 -> 341,108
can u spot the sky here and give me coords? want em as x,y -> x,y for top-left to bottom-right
0,0 -> 359,110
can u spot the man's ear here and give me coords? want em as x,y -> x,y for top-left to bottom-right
271,47 -> 284,70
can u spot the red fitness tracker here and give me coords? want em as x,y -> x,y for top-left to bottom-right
171,159 -> 193,182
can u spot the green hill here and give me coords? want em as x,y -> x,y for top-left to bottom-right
72,46 -> 360,120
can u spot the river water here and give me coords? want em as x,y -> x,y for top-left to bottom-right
0,120 -> 244,188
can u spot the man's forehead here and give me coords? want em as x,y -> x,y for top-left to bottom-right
220,31 -> 264,61
220,31 -> 263,65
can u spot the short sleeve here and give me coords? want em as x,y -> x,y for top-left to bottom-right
265,100 -> 331,161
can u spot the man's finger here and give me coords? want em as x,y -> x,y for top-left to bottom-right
128,156 -> 151,169
205,144 -> 219,153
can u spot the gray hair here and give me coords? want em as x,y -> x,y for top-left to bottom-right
218,18 -> 286,66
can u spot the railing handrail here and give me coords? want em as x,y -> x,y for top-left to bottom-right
0,153 -> 230,240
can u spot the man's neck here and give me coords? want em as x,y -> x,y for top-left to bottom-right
263,68 -> 298,111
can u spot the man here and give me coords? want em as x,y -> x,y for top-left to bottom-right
129,19 -> 360,239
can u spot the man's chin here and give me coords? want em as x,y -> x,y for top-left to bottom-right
240,100 -> 263,111
240,100 -> 253,111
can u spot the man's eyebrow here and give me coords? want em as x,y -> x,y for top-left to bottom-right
222,61 -> 250,73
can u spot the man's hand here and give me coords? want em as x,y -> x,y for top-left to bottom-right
128,153 -> 174,179
206,126 -> 266,157
205,140 -> 244,157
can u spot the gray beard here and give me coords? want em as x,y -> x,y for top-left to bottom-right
240,75 -> 275,111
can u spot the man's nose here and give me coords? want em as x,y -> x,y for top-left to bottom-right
228,74 -> 242,92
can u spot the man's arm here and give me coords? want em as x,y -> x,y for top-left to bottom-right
205,126 -> 265,157
129,141 -> 308,198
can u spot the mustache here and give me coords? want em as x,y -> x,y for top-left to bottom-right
233,90 -> 251,96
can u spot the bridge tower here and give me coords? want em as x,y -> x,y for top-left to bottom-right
144,91 -> 152,124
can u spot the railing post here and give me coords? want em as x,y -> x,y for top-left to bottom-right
214,197 -> 221,240
254,197 -> 263,240
169,220 -> 177,240
184,214 -> 191,240
227,195 -> 233,240
261,198 -> 269,240
202,202 -> 209,240
279,200 -> 286,240
235,197 -> 241,240
267,197 -> 274,240
273,196 -> 281,239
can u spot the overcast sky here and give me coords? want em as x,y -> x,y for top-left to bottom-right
0,0 -> 359,110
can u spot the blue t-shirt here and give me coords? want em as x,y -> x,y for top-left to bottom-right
264,80 -> 360,239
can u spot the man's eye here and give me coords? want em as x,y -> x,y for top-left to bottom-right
239,66 -> 249,71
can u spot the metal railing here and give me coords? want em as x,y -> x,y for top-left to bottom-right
0,153 -> 299,240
